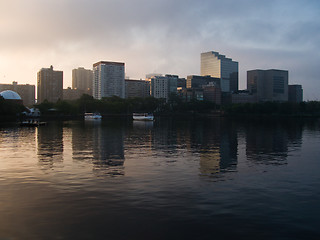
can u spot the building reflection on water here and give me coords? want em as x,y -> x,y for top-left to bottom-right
151,118 -> 179,158
245,119 -> 303,165
35,118 -> 306,178
127,120 -> 153,147
126,117 -> 304,178
73,120 -> 125,176
191,119 -> 238,177
148,118 -> 238,177
92,121 -> 125,169
37,120 -> 125,176
37,122 -> 63,168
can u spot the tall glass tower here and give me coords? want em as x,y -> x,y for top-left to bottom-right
201,51 -> 238,92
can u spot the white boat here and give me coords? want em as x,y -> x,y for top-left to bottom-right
84,112 -> 102,120
132,113 -> 154,121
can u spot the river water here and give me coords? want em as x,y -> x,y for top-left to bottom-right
0,118 -> 320,239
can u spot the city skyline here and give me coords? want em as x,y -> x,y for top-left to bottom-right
0,0 -> 319,100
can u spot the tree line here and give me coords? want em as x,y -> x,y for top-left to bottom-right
34,94 -> 320,117
1,94 -> 320,119
34,94 -> 218,116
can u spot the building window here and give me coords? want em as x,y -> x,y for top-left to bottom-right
273,76 -> 284,94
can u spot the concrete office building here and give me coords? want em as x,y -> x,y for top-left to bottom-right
93,61 -> 125,99
288,85 -> 303,103
37,65 -> 63,103
231,91 -> 256,104
179,88 -> 204,102
72,67 -> 93,96
247,69 -> 288,102
187,75 -> 221,89
149,74 -> 178,102
63,87 -> 87,101
201,51 -> 238,92
0,81 -> 35,106
203,85 -> 221,105
185,75 -> 221,104
177,78 -> 187,89
125,79 -> 150,98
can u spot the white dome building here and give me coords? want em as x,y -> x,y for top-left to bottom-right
0,90 -> 22,100
0,90 -> 23,104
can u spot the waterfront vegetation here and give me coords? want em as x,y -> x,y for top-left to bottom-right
34,94 -> 218,116
1,94 -> 320,120
35,94 -> 162,116
34,94 -> 320,117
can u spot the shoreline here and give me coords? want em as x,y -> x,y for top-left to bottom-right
1,112 -> 319,125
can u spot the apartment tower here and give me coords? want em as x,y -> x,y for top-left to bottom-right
72,67 -> 93,95
37,65 -> 63,103
125,79 -> 150,98
92,61 -> 125,99
148,74 -> 178,102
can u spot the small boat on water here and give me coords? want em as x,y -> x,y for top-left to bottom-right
20,120 -> 46,127
132,113 -> 154,121
84,112 -> 102,120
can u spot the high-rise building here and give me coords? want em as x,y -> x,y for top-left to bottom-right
201,51 -> 238,92
63,87 -> 86,101
247,69 -> 288,102
72,67 -> 93,96
288,85 -> 303,103
37,65 -> 63,103
186,75 -> 221,89
93,61 -> 125,99
203,84 -> 222,105
0,81 -> 35,106
177,78 -> 186,89
125,79 -> 150,98
148,74 -> 178,102
184,75 -> 221,104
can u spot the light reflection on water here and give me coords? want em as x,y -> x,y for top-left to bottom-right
0,118 -> 320,239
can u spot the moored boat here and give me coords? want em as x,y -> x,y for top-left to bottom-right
132,113 -> 154,121
84,112 -> 102,120
20,120 -> 46,127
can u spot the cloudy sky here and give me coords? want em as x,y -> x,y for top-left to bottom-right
0,0 -> 319,100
